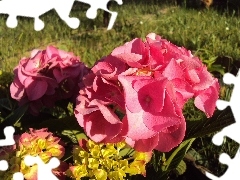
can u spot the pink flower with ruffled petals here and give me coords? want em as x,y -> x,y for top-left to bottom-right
75,33 -> 220,152
74,65 -> 126,143
10,46 -> 88,115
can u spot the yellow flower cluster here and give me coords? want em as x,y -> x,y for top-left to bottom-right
67,139 -> 152,180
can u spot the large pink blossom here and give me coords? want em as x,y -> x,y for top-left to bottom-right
75,33 -> 220,152
10,46 -> 88,115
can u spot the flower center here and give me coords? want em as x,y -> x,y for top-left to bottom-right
145,96 -> 151,102
134,68 -> 153,76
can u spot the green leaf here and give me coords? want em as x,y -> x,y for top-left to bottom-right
119,147 -> 135,157
185,107 -> 235,139
154,139 -> 195,180
0,104 -> 28,128
163,138 -> 195,172
208,64 -> 225,75
175,160 -> 187,176
185,148 -> 204,165
36,115 -> 85,143
150,150 -> 163,173
37,115 -> 80,131
62,130 -> 87,144
0,98 -> 12,111
0,104 -> 28,138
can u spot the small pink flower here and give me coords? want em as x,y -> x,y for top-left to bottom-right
0,128 -> 67,180
10,46 -> 88,115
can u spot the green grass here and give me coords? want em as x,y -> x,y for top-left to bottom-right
1,1 -> 240,71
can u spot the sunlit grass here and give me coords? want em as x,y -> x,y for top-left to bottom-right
1,1 -> 240,72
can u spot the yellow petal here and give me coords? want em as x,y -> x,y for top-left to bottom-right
93,169 -> 107,180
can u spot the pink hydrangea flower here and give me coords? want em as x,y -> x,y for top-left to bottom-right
75,33 -> 220,152
10,46 -> 88,115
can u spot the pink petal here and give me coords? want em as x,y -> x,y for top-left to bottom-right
92,60 -> 116,77
30,49 -> 41,58
142,91 -> 182,132
46,46 -> 59,59
118,75 -> 149,113
155,117 -> 186,152
91,99 -> 122,124
171,79 -> 194,101
161,40 -> 189,60
75,112 -> 85,127
24,77 -> 48,101
148,41 -> 165,68
146,33 -> 162,41
84,111 -> 122,142
135,79 -> 167,113
62,66 -> 81,78
181,56 -> 202,70
111,38 -> 148,67
186,69 -> 200,84
193,67 -> 215,91
75,96 -> 99,116
92,55 -> 127,80
125,134 -> 159,152
24,57 -> 41,72
194,79 -> 219,117
10,76 -> 25,100
165,80 -> 194,109
90,76 -> 124,109
52,68 -> 63,83
18,60 -> 30,84
112,38 -> 145,55
103,118 -> 128,143
122,109 -> 157,140
113,53 -> 144,68
162,59 -> 184,80
45,84 -> 57,95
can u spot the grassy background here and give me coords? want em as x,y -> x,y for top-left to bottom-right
0,0 -> 240,178
1,0 -> 240,71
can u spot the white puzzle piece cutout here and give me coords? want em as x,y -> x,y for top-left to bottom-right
0,126 -> 15,147
0,126 -> 23,179
0,0 -> 123,31
206,69 -> 240,179
0,159 -> 24,180
77,0 -> 123,30
0,0 -> 79,31
24,155 -> 60,180
205,148 -> 240,180
13,172 -> 24,180
0,160 -> 8,171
